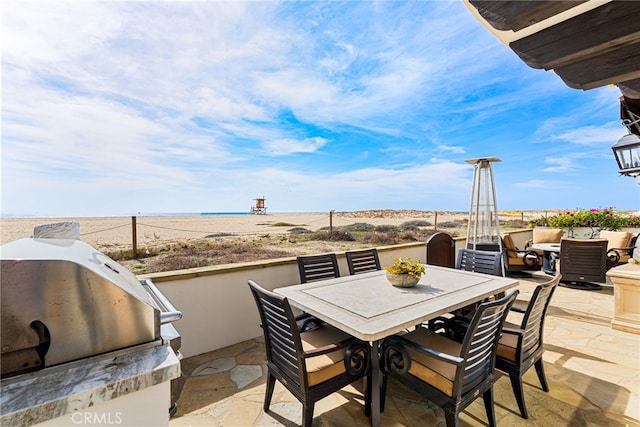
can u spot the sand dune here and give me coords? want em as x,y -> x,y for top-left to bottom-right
0,210 -> 552,251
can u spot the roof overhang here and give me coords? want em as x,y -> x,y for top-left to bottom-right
463,0 -> 640,95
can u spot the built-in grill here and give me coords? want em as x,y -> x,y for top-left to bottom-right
0,236 -> 185,415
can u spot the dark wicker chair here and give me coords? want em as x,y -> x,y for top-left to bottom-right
297,253 -> 340,283
248,280 -> 370,427
381,290 -> 519,427
345,248 -> 381,275
556,238 -> 607,289
496,273 -> 561,419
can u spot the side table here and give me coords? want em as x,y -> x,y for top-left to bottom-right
531,243 -> 561,275
607,262 -> 640,334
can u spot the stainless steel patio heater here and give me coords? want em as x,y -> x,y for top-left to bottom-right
465,157 -> 503,253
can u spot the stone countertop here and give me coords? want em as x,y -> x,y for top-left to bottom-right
0,343 -> 180,427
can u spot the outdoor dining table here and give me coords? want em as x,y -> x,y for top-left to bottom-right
274,265 -> 519,427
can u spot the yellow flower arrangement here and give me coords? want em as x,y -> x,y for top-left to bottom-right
384,257 -> 425,278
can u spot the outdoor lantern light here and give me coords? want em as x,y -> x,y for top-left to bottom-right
612,133 -> 640,177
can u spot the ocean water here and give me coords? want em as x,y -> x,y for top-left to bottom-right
157,212 -> 251,216
200,212 -> 250,216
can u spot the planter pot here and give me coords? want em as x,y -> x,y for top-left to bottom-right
386,272 -> 421,288
564,227 -> 640,239
564,227 -> 599,239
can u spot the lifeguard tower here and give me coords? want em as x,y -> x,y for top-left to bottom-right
250,197 -> 267,215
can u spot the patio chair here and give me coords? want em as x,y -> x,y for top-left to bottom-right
345,248 -> 381,275
425,232 -> 456,268
427,248 -> 504,334
600,230 -> 638,269
456,248 -> 504,277
248,280 -> 370,427
496,273 -> 561,419
502,233 -> 541,277
556,238 -> 608,290
380,290 -> 519,427
297,253 -> 340,283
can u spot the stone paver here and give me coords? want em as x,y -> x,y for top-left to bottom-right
230,365 -> 263,390
192,357 -> 236,376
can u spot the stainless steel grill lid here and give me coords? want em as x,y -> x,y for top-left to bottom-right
1,238 -> 160,376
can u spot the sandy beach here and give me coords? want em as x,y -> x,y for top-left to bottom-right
0,210 -> 549,252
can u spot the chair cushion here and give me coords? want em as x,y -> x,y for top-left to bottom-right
503,238 -> 537,266
302,325 -> 351,386
533,228 -> 563,244
497,321 -> 520,362
618,253 -> 632,264
600,230 -> 633,251
401,327 -> 460,396
503,234 -> 518,258
508,254 -> 528,266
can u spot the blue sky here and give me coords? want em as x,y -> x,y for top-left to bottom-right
2,1 -> 638,217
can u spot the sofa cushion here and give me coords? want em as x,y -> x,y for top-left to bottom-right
599,230 -> 633,250
533,228 -> 563,244
509,254 -> 535,266
503,234 -> 518,258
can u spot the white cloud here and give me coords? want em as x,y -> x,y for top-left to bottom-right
542,157 -> 579,173
2,3 -> 124,64
513,180 -> 552,188
262,137 -> 329,155
552,122 -> 623,147
436,144 -> 466,154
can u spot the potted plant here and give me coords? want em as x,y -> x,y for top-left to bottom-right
529,207 -> 638,238
384,257 -> 426,288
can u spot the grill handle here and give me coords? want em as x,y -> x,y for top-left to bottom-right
140,279 -> 183,324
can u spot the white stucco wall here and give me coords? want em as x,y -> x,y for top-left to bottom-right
142,232 -> 533,358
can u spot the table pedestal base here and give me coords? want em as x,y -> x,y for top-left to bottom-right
559,281 -> 603,291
